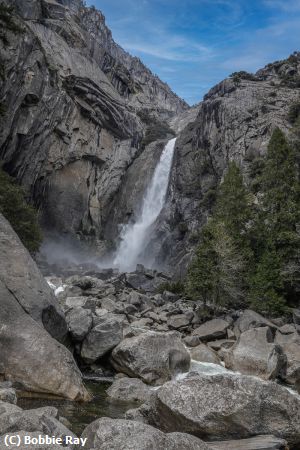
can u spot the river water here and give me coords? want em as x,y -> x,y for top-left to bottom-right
17,361 -> 299,437
18,381 -> 137,436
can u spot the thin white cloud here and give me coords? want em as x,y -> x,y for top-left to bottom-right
121,38 -> 213,62
264,0 -> 300,11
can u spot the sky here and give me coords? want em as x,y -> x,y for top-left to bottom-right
86,0 -> 300,105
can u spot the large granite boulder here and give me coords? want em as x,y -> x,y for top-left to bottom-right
65,307 -> 93,341
81,417 -> 211,450
0,281 -> 89,400
192,319 -> 230,341
280,340 -> 300,386
233,310 -> 277,338
190,344 -> 221,365
81,315 -> 123,363
224,327 -> 287,380
147,372 -> 300,445
110,331 -> 190,385
0,214 -> 67,341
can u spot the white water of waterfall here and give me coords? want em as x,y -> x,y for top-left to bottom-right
113,137 -> 177,272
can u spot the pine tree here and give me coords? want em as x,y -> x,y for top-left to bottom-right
0,168 -> 42,252
249,248 -> 286,315
186,225 -> 218,305
248,128 -> 300,312
187,162 -> 251,307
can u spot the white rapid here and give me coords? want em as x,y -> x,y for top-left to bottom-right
114,137 -> 177,272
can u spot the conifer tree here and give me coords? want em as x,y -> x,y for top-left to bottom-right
0,168 -> 42,252
248,128 -> 300,312
187,162 -> 251,307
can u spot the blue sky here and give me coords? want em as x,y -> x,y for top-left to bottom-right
86,0 -> 300,105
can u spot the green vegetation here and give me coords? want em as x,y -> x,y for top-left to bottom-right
288,102 -> 300,125
187,129 -> 300,315
187,162 -> 251,307
230,71 -> 257,84
0,168 -> 42,252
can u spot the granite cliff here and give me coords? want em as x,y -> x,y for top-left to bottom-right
1,1 -> 300,275
0,0 -> 186,256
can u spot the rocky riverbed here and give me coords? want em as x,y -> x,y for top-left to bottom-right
1,212 -> 300,449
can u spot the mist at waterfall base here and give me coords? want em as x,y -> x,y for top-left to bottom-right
113,137 -> 177,272
38,138 -> 176,273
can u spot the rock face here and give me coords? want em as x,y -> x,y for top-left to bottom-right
0,214 -> 88,400
0,214 -> 67,341
0,0 -> 186,253
224,327 -> 287,380
150,54 -> 300,273
1,2 -> 300,273
110,331 -> 190,385
147,373 -> 300,445
81,417 -> 211,450
0,280 -> 89,400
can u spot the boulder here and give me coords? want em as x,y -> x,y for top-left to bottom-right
106,377 -> 151,403
280,341 -> 300,385
81,315 -> 123,363
0,281 -> 89,400
293,309 -> 300,326
208,340 -> 235,351
183,336 -> 201,347
147,372 -> 300,445
0,402 -> 76,441
81,417 -> 211,450
190,344 -> 221,365
224,327 -> 286,380
233,309 -> 277,338
275,329 -> 300,345
65,296 -> 89,308
65,307 -> 92,341
279,324 -> 297,334
192,319 -> 230,341
110,331 -> 190,385
0,387 -> 17,405
209,435 -> 288,450
0,214 -> 67,341
168,314 -> 190,329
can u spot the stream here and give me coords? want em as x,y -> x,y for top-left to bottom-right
17,381 -> 137,436
17,361 -> 299,438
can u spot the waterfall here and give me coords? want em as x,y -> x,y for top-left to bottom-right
113,137 -> 177,272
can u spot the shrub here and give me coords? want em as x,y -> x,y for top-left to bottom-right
230,71 -> 257,83
0,167 -> 42,252
288,102 -> 300,124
